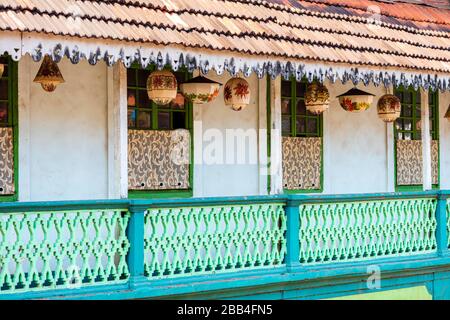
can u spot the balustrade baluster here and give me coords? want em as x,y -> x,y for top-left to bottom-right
127,204 -> 148,288
436,193 -> 449,257
285,199 -> 301,272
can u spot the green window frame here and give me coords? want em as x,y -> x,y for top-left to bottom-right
281,78 -> 323,194
127,65 -> 193,199
0,55 -> 18,202
127,66 -> 192,131
394,86 -> 439,191
281,79 -> 323,138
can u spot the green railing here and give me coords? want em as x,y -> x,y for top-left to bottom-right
0,207 -> 130,293
299,199 -> 437,264
0,191 -> 449,299
144,204 -> 286,279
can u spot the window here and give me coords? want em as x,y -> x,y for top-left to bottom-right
394,87 -> 438,141
394,86 -> 439,189
127,65 -> 193,197
281,80 -> 322,137
281,79 -> 323,193
127,67 -> 191,130
0,56 -> 17,201
0,57 -> 15,127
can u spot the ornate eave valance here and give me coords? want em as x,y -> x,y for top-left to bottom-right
1,31 -> 449,92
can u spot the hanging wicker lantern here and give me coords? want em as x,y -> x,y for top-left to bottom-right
0,64 -> 4,78
180,76 -> 222,104
445,105 -> 450,123
377,94 -> 401,122
305,83 -> 330,115
337,88 -> 375,112
33,55 -> 65,92
147,70 -> 177,105
224,77 -> 251,111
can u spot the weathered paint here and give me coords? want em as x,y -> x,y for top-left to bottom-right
193,72 -> 262,198
13,60 -> 450,201
19,56 -> 109,201
323,82 -> 389,194
0,191 -> 450,300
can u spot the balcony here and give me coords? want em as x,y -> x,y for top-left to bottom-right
1,191 -> 450,300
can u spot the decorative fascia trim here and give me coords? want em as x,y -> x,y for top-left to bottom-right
1,31 -> 449,92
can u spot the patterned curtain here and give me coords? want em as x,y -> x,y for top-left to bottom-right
282,137 -> 322,190
396,140 -> 439,186
0,127 -> 14,194
128,129 -> 190,190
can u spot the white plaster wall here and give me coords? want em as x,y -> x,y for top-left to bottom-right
322,82 -> 390,194
19,56 -> 109,201
439,91 -> 450,190
17,55 -> 442,200
193,72 -> 262,197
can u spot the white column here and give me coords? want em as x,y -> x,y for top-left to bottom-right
192,70 -> 203,198
18,56 -> 31,201
257,77 -> 268,195
386,86 -> 395,192
438,91 -> 450,189
421,88 -> 432,191
107,62 -> 128,199
321,101 -> 330,194
269,77 -> 283,194
192,104 -> 203,198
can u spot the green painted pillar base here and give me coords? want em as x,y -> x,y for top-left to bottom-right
433,272 -> 450,300
127,206 -> 146,289
129,275 -> 149,290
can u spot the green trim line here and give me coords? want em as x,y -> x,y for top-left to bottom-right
284,188 -> 322,194
0,56 -> 18,202
394,86 -> 439,192
6,256 -> 450,300
128,189 -> 193,199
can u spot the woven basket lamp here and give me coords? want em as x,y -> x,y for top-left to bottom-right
305,83 -> 330,115
180,76 -> 222,104
377,94 -> 401,122
147,70 -> 178,105
33,55 -> 65,92
337,88 -> 375,112
224,77 -> 251,111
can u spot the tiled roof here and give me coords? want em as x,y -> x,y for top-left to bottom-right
271,0 -> 450,30
0,0 -> 449,75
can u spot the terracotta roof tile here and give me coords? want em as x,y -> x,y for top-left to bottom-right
0,0 -> 448,73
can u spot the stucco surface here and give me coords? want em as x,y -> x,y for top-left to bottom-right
194,72 -> 261,197
15,58 -> 450,200
323,82 -> 389,194
23,57 -> 109,201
